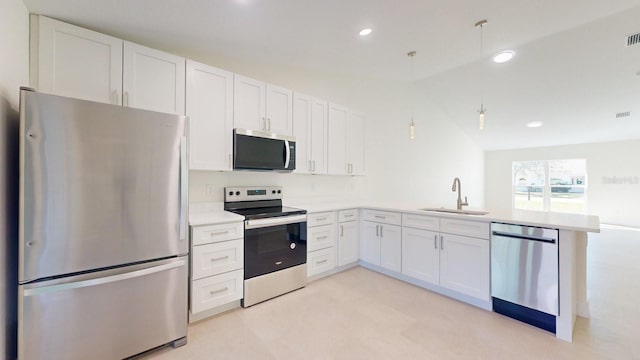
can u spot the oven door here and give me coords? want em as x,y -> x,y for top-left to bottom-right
244,215 -> 307,279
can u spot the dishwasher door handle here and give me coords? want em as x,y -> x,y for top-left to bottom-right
491,230 -> 556,244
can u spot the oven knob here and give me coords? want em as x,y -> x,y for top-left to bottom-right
235,191 -> 240,196
290,243 -> 296,249
277,190 -> 281,194
272,190 -> 276,194
228,191 -> 233,196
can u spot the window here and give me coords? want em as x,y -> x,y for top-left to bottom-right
512,159 -> 587,214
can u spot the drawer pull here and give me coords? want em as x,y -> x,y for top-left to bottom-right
316,236 -> 328,240
374,215 -> 386,219
210,255 -> 229,262
315,217 -> 327,221
209,231 -> 229,237
316,259 -> 328,264
209,287 -> 228,295
344,214 -> 354,218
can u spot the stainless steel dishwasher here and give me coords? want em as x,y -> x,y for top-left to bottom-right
491,222 -> 559,333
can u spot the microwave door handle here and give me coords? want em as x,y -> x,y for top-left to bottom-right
284,140 -> 290,168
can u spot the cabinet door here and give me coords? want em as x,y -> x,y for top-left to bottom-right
123,42 -> 185,115
380,224 -> 402,273
186,60 -> 234,170
32,15 -> 123,105
310,98 -> 329,174
327,103 -> 349,175
401,227 -> 439,284
292,93 -> 312,174
359,221 -> 380,266
439,234 -> 490,301
338,221 -> 359,266
233,74 -> 266,131
266,84 -> 293,135
347,110 -> 366,175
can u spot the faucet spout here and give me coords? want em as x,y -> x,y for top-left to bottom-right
451,177 -> 469,210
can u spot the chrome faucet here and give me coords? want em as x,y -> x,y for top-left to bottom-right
451,177 -> 469,210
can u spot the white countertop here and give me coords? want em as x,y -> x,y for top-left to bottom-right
189,200 -> 600,232
294,201 -> 600,233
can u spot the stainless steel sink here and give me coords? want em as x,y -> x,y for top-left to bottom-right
420,207 -> 489,216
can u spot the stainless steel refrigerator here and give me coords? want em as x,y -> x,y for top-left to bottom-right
18,89 -> 189,360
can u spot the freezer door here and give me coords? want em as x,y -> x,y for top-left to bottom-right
18,256 -> 188,360
20,91 -> 188,282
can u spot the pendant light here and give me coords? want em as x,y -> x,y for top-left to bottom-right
475,19 -> 487,130
408,50 -> 416,139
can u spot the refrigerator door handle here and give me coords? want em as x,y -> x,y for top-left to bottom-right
23,258 -> 186,296
179,136 -> 188,242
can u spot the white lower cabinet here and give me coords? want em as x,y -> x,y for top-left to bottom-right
401,213 -> 490,302
190,221 -> 244,320
360,210 -> 402,272
307,212 -> 337,278
337,209 -> 359,266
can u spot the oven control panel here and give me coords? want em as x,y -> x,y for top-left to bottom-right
225,186 -> 283,202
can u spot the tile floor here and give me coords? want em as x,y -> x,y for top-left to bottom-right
144,226 -> 640,359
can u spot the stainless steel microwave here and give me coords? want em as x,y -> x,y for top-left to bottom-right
233,129 -> 296,172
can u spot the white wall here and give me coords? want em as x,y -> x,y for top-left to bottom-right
184,52 -> 485,207
0,0 -> 29,358
485,139 -> 640,227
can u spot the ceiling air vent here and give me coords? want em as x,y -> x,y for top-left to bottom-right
627,33 -> 640,46
616,111 -> 631,118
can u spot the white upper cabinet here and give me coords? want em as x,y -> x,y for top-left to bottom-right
31,15 -> 123,105
347,111 -> 366,175
234,75 -> 293,135
233,74 -> 266,131
123,42 -> 186,115
31,15 -> 185,115
293,93 -> 328,174
327,103 -> 349,175
186,60 -> 234,171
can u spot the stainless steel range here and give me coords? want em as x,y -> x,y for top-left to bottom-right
224,186 -> 307,307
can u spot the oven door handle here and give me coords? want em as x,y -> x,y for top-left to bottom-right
245,214 -> 307,230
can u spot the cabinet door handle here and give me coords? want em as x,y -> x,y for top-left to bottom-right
309,160 -> 312,172
376,224 -> 379,237
434,235 -> 438,249
209,287 -> 228,295
210,255 -> 229,262
112,90 -> 119,105
124,91 -> 129,107
380,225 -> 384,238
267,118 -> 271,131
262,117 -> 266,130
229,154 -> 232,168
313,160 -> 316,172
440,235 -> 444,250
340,225 -> 344,237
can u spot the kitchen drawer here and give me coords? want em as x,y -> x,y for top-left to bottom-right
191,269 -> 243,314
440,218 -> 490,239
192,222 -> 243,246
361,209 -> 401,225
307,247 -> 336,277
307,224 -> 337,252
192,239 -> 244,280
402,213 -> 440,231
307,211 -> 337,227
338,209 -> 359,222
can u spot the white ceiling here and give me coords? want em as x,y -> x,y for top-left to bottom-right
23,0 -> 640,150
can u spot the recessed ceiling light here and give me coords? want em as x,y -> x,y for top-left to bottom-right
359,28 -> 372,36
493,50 -> 515,63
527,121 -> 543,128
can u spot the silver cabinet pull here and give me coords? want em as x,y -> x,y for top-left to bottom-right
309,160 -> 312,172
229,154 -> 232,168
380,225 -> 384,238
261,117 -> 266,130
376,224 -> 379,237
374,215 -> 386,219
434,234 -> 438,249
312,160 -> 316,172
315,217 -> 327,221
316,235 -> 328,240
112,90 -> 119,105
340,225 -> 344,237
267,118 -> 271,131
210,255 -> 229,262
124,91 -> 129,107
316,259 -> 328,264
440,235 -> 444,250
344,214 -> 353,218
209,287 -> 228,295
209,231 -> 229,237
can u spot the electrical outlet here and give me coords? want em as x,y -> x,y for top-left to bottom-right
205,184 -> 215,197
